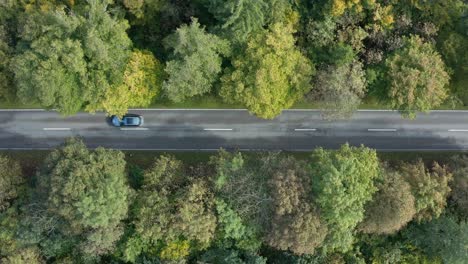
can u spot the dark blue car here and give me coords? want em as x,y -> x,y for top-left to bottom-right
111,114 -> 144,127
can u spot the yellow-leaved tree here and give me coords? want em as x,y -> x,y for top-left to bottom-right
102,49 -> 163,117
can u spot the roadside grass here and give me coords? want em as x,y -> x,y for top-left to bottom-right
3,93 -> 468,111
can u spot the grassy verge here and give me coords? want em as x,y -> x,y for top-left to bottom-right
3,94 -> 468,111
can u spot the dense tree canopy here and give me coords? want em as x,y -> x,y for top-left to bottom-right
163,18 -> 230,102
0,155 -> 24,211
12,0 -> 132,115
404,215 -> 468,264
101,49 -> 163,117
310,144 -> 379,253
311,60 -> 367,119
400,160 -> 452,222
359,169 -> 416,234
36,138 -> 130,259
220,22 -> 313,119
385,35 -> 450,118
267,156 -> 327,255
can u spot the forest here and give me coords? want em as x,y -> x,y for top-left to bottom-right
0,139 -> 467,263
0,0 -> 466,119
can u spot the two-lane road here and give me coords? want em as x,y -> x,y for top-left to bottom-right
1,109 -> 468,151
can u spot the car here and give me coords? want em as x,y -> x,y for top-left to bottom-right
111,114 -> 144,127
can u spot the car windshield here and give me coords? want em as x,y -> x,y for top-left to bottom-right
126,117 -> 138,125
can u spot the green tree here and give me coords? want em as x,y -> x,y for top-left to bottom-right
133,155 -> 216,260
359,169 -> 416,234
267,157 -> 327,255
0,155 -> 24,211
163,18 -> 230,102
210,150 -> 270,248
311,60 -> 367,120
202,0 -> 268,43
449,155 -> 468,218
12,0 -> 132,115
400,160 -> 452,222
0,24 -> 15,102
36,138 -> 130,258
404,215 -> 468,264
101,49 -> 163,117
385,35 -> 449,118
310,144 -> 379,253
1,246 -> 45,264
199,248 -> 266,264
220,22 -> 313,119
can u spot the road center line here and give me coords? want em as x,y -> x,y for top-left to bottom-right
294,128 -> 317,131
448,129 -> 468,132
203,128 -> 233,131
367,128 -> 397,132
120,127 -> 149,131
43,128 -> 71,131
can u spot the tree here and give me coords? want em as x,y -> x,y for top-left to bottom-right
310,144 -> 379,253
12,1 -> 132,115
220,22 -> 313,119
0,155 -> 24,211
404,215 -> 468,264
400,160 -> 452,222
101,49 -> 163,117
210,150 -> 271,239
310,60 -> 366,120
359,169 -> 416,234
199,248 -> 266,264
266,157 -> 327,255
1,246 -> 45,264
449,155 -> 468,218
202,0 -> 268,43
385,35 -> 449,118
133,155 -> 216,260
163,18 -> 230,102
0,24 -> 15,102
36,138 -> 130,258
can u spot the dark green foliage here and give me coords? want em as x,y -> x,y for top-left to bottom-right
404,215 -> 468,264
202,0 -> 269,43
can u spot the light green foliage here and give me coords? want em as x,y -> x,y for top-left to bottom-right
221,22 -> 313,119
0,208 -> 21,256
175,180 -> 217,248
203,0 -> 268,43
0,155 -> 24,211
311,60 -> 367,120
359,169 -> 416,234
215,199 -> 262,251
163,18 -> 230,102
310,144 -> 379,253
12,1 -> 131,115
134,155 -> 216,259
38,138 -> 129,257
385,35 -> 449,118
1,246 -> 44,264
134,155 -> 183,243
102,49 -> 163,117
400,160 -> 452,222
267,157 -> 327,255
404,215 -> 468,264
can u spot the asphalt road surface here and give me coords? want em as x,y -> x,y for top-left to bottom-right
1,109 -> 468,151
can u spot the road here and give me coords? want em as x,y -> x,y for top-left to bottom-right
1,109 -> 468,151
